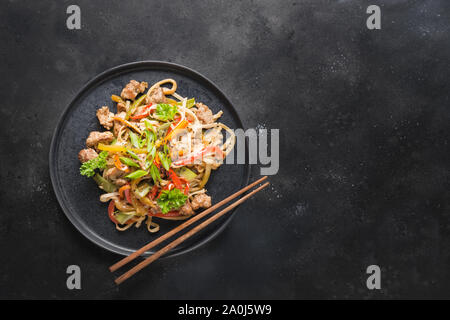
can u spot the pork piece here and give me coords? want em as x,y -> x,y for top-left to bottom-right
121,80 -> 148,100
193,102 -> 214,124
96,106 -> 114,129
86,131 -> 114,148
78,148 -> 98,163
190,193 -> 212,210
113,111 -> 126,136
117,102 -> 127,113
104,167 -> 126,184
145,85 -> 166,104
179,202 -> 194,215
114,178 -> 128,186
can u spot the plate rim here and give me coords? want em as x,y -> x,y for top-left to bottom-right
49,60 -> 250,258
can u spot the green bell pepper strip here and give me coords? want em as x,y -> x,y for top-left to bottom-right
115,211 -> 136,224
93,173 -> 117,193
179,167 -> 197,182
125,94 -> 147,120
134,183 -> 151,198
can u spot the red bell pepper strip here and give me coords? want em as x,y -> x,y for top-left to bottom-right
108,200 -> 119,224
129,103 -> 154,120
124,189 -> 132,204
118,184 -> 130,199
148,185 -> 158,200
114,154 -> 129,172
148,210 -> 181,218
179,177 -> 190,195
168,169 -> 183,190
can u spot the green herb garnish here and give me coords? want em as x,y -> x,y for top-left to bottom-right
156,188 -> 188,214
80,151 -> 108,177
155,103 -> 178,121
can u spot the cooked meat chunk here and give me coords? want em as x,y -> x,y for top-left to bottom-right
104,167 -> 126,181
86,131 -> 114,148
179,202 -> 194,215
117,102 -> 127,113
145,85 -> 166,104
78,148 -> 98,163
193,103 -> 214,124
114,178 -> 128,186
114,111 -> 126,136
96,106 -> 114,129
191,193 -> 212,210
120,80 -> 148,100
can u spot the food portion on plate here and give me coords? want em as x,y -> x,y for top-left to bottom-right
78,79 -> 236,233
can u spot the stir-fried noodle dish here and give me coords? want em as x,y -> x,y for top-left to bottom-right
78,79 -> 236,233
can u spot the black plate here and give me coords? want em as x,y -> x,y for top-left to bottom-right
49,61 -> 250,258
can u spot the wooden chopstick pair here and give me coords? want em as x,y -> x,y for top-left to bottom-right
110,176 -> 269,284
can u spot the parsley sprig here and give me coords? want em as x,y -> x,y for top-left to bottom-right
80,151 -> 108,177
155,104 -> 177,121
156,188 -> 188,214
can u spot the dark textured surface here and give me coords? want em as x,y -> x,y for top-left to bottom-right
1,0 -> 449,299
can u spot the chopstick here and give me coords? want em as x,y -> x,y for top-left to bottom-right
113,180 -> 270,285
109,175 -> 268,273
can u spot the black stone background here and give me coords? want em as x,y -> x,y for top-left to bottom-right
0,0 -> 449,299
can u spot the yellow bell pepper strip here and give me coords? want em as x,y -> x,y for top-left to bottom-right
113,116 -> 142,135
111,95 -> 125,104
97,143 -> 147,154
166,98 -> 178,105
